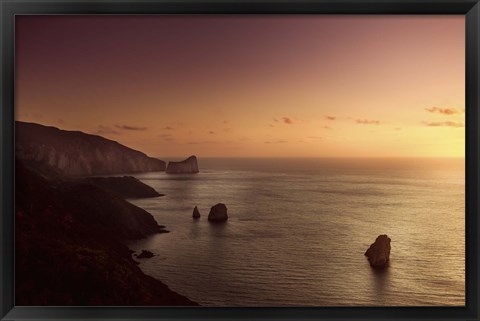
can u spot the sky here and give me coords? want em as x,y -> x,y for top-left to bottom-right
16,15 -> 465,158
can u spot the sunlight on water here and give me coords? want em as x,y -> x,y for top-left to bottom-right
128,158 -> 465,306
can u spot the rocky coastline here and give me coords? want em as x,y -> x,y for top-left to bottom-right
15,158 -> 197,305
15,121 -> 166,176
82,176 -> 164,199
15,122 -> 198,305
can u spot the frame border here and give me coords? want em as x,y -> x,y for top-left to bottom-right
1,1 -> 479,320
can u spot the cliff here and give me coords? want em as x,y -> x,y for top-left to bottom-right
166,155 -> 199,174
15,159 -> 197,305
15,121 -> 166,176
82,176 -> 163,199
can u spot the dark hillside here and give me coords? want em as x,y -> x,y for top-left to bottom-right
15,159 -> 197,306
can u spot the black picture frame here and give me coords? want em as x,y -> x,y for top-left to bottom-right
1,0 -> 479,320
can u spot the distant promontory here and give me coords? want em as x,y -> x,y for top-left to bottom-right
15,121 -> 166,176
166,155 -> 199,174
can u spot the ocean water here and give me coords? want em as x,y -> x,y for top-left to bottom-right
128,158 -> 465,306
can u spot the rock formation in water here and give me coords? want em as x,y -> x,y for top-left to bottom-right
136,250 -> 155,259
208,203 -> 228,223
82,176 -> 163,199
166,155 -> 199,174
15,121 -> 166,176
192,206 -> 201,219
365,234 -> 391,267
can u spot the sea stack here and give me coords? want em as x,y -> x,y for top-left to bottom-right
365,234 -> 391,267
166,155 -> 199,174
193,206 -> 201,219
208,203 -> 228,223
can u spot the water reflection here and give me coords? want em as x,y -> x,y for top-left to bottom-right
129,158 -> 465,306
208,221 -> 230,237
370,261 -> 391,298
189,218 -> 202,239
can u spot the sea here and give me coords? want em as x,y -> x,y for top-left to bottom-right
127,157 -> 465,306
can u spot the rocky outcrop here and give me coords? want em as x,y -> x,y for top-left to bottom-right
15,121 -> 166,176
193,206 -> 201,219
365,234 -> 391,267
82,176 -> 163,199
15,158 -> 197,305
166,155 -> 199,174
136,250 -> 155,259
208,203 -> 228,223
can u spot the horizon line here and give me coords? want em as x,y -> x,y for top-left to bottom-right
157,156 -> 465,159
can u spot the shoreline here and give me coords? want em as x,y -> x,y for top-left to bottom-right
15,159 -> 198,306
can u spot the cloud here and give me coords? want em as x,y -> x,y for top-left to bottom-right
223,120 -> 229,124
422,121 -> 464,128
95,125 -> 120,136
394,127 -> 402,131
158,134 -> 172,138
282,117 -> 293,125
209,131 -> 215,134
186,140 -> 217,145
307,136 -> 322,140
115,124 -> 147,131
425,107 -> 464,115
323,126 -> 332,130
356,119 -> 380,125
158,134 -> 174,141
162,126 -> 174,130
265,140 -> 287,144
324,116 -> 336,121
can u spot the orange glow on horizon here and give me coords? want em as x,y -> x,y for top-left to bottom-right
16,15 -> 465,158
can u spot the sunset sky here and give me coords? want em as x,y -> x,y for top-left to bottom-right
16,15 -> 465,158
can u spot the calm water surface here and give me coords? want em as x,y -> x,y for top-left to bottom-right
128,158 -> 465,306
